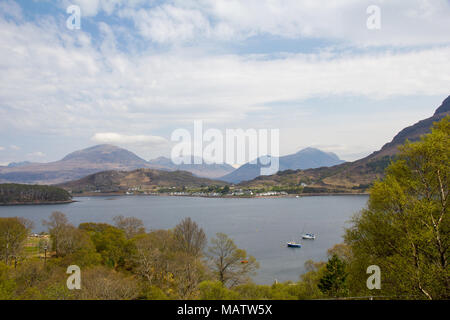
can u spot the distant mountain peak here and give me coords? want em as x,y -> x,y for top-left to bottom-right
295,147 -> 340,160
150,156 -> 170,162
61,144 -> 147,164
434,95 -> 450,115
297,147 -> 317,152
148,155 -> 235,179
220,147 -> 344,183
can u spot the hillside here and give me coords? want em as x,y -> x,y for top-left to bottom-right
59,168 -> 228,194
0,183 -> 72,205
241,96 -> 450,192
220,147 -> 345,183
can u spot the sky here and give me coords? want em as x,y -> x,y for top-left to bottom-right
0,0 -> 449,166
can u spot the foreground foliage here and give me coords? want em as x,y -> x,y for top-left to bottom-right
345,116 -> 449,299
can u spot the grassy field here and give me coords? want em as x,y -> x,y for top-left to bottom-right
23,235 -> 50,258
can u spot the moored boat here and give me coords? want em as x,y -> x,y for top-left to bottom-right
302,233 -> 316,240
287,241 -> 302,248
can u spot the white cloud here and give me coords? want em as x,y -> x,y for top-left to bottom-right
1,1 -> 450,161
60,0 -> 143,17
53,0 -> 450,47
118,0 -> 450,47
1,13 -> 449,138
10,145 -> 20,150
122,4 -> 211,44
92,132 -> 167,145
0,146 -> 4,151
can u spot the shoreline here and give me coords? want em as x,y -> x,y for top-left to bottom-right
0,200 -> 75,206
72,192 -> 369,199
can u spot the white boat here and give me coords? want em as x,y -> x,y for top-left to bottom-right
302,233 -> 316,240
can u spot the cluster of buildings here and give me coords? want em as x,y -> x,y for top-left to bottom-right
121,186 -> 291,198
255,191 -> 288,197
231,189 -> 253,196
169,192 -> 223,197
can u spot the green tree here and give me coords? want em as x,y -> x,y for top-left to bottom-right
345,116 -> 450,299
198,280 -> 238,300
233,283 -> 272,299
318,254 -> 348,297
89,224 -> 132,269
0,217 -> 33,265
138,284 -> 169,300
0,262 -> 16,299
13,260 -> 48,296
296,260 -> 326,299
55,228 -> 101,268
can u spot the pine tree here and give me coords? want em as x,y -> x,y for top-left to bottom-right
318,254 -> 348,297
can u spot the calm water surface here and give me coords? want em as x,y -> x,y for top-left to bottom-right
0,195 -> 368,284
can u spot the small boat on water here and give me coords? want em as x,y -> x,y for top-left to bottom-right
302,233 -> 316,240
287,241 -> 302,248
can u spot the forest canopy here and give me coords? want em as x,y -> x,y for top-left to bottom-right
0,184 -> 72,204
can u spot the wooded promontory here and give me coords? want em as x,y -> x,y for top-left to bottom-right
0,183 -> 72,205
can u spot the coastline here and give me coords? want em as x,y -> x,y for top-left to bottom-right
72,192 -> 369,199
0,200 -> 75,206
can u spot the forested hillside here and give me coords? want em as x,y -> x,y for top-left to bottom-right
0,184 -> 72,205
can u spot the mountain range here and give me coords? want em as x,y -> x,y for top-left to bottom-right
0,145 -> 344,186
220,148 -> 345,183
241,95 -> 450,192
148,156 -> 235,179
0,144 -> 235,184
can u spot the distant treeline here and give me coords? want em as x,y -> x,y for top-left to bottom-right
0,184 -> 72,204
